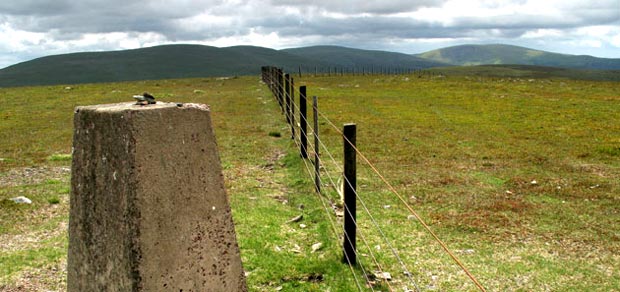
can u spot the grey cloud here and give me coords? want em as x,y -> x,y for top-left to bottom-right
450,10 -> 619,30
3,0 -> 618,41
0,0 -> 619,69
248,14 -> 536,41
242,0 -> 620,43
269,0 -> 446,14
1,0 -> 227,34
0,0 -> 74,16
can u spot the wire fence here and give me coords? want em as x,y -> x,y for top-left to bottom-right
260,66 -> 486,292
278,65 -> 443,79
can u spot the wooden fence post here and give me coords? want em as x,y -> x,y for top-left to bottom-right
342,123 -> 357,266
300,86 -> 308,159
313,96 -> 320,194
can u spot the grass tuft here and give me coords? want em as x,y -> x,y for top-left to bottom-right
47,154 -> 71,162
597,146 -> 620,157
268,131 -> 282,138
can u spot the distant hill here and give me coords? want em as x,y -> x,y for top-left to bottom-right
0,45 -> 446,87
0,43 -> 619,87
0,45 -> 322,87
282,45 -> 448,70
416,44 -> 620,70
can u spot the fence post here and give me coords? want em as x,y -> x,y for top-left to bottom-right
284,73 -> 291,125
313,96 -> 320,194
298,65 -> 302,78
278,69 -> 284,112
269,67 -> 275,95
290,75 -> 295,140
342,123 -> 357,266
269,67 -> 273,91
300,86 -> 308,159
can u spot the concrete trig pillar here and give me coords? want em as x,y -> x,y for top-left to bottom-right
67,102 -> 247,291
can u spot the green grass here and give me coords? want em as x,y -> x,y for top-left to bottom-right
292,74 -> 619,290
0,235 -> 67,279
1,73 -> 619,291
47,154 -> 71,162
429,64 -> 620,81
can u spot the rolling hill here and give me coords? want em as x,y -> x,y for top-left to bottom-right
0,45 -> 444,88
0,45 -> 322,87
282,45 -> 448,69
416,44 -> 620,70
0,43 -> 618,87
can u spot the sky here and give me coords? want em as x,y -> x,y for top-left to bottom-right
0,0 -> 619,69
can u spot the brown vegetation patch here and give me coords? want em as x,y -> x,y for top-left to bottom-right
488,196 -> 532,213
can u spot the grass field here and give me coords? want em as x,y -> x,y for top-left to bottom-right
0,73 -> 619,291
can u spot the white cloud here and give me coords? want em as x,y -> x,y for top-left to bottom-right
577,39 -> 603,48
0,22 -> 46,51
571,25 -> 620,50
202,29 -> 282,48
575,25 -> 616,37
612,34 -> 620,47
521,29 -> 564,39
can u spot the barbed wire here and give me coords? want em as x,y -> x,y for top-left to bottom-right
266,70 -> 420,290
316,110 -> 487,291
262,68 -> 486,291
286,88 -> 387,291
293,130 -> 366,291
291,105 -> 396,291
264,70 -> 371,291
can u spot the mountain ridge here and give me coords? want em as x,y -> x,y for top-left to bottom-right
0,43 -> 618,87
415,44 -> 620,70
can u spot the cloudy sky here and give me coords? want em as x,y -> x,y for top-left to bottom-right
0,0 -> 619,68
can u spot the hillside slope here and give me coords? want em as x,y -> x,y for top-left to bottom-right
417,44 -> 620,70
1,43 -> 619,87
283,45 -> 448,69
0,45 -> 321,87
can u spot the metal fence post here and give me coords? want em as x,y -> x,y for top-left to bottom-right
284,73 -> 291,125
290,76 -> 295,140
313,96 -> 320,194
300,86 -> 308,159
342,123 -> 357,266
278,69 -> 284,112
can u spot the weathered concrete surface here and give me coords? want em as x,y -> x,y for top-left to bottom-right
68,102 -> 247,292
